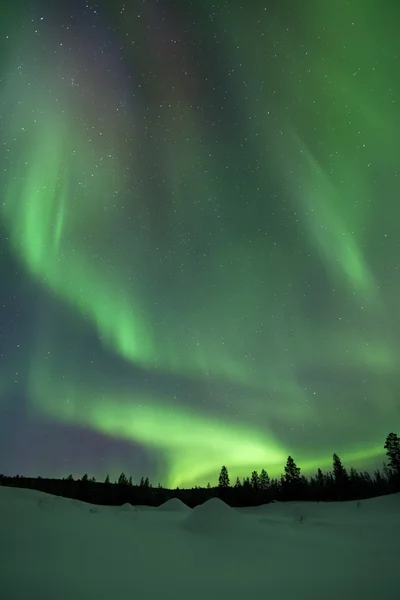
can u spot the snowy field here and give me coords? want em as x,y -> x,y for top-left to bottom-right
1,486 -> 399,599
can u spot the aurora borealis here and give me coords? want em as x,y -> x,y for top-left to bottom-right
0,1 -> 399,489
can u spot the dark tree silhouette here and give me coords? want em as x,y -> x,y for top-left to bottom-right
349,467 -> 358,481
0,433 -> 395,507
284,456 -> 301,484
332,453 -> 348,499
333,453 -> 348,483
259,469 -> 270,491
218,466 -> 230,488
251,471 -> 260,490
242,476 -> 251,489
384,433 -> 400,475
316,468 -> 325,486
118,472 -> 128,486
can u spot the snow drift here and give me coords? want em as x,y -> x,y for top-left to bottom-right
182,497 -> 252,535
158,498 -> 191,512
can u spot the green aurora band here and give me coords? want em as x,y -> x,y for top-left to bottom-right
1,2 -> 399,486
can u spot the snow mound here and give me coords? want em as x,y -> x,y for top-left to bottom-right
183,498 -> 249,535
117,502 -> 138,513
158,498 -> 191,512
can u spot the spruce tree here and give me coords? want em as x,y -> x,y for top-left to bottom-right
331,454 -> 349,499
218,466 -> 230,488
118,472 -> 128,486
333,453 -> 348,483
349,467 -> 358,482
316,468 -> 325,487
242,476 -> 251,489
284,456 -> 301,484
259,469 -> 270,490
251,471 -> 260,490
234,476 -> 242,488
384,433 -> 400,474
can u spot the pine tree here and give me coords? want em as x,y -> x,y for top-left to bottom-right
384,433 -> 400,474
242,476 -> 251,489
331,454 -> 349,499
349,467 -> 358,483
316,468 -> 325,486
234,476 -> 242,488
218,466 -> 230,488
332,453 -> 348,483
104,474 -> 110,485
284,456 -> 301,484
259,469 -> 270,491
118,472 -> 128,486
251,471 -> 260,490
128,476 -> 133,486
81,473 -> 89,483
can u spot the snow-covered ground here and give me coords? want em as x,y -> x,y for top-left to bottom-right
1,486 -> 399,599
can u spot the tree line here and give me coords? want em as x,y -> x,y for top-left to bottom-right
0,432 -> 399,508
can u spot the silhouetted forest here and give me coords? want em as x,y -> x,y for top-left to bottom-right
1,432 -> 399,508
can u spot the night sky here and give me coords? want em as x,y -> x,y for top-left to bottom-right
0,0 -> 399,489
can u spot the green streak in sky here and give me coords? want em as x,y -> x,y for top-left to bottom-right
0,66 -> 329,392
28,351 -> 388,486
286,129 -> 379,305
29,361 -> 287,488
0,72 -> 249,384
1,82 -> 160,369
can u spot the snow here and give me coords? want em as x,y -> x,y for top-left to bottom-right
0,486 -> 399,599
158,497 -> 191,511
183,497 -> 254,535
116,502 -> 138,513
